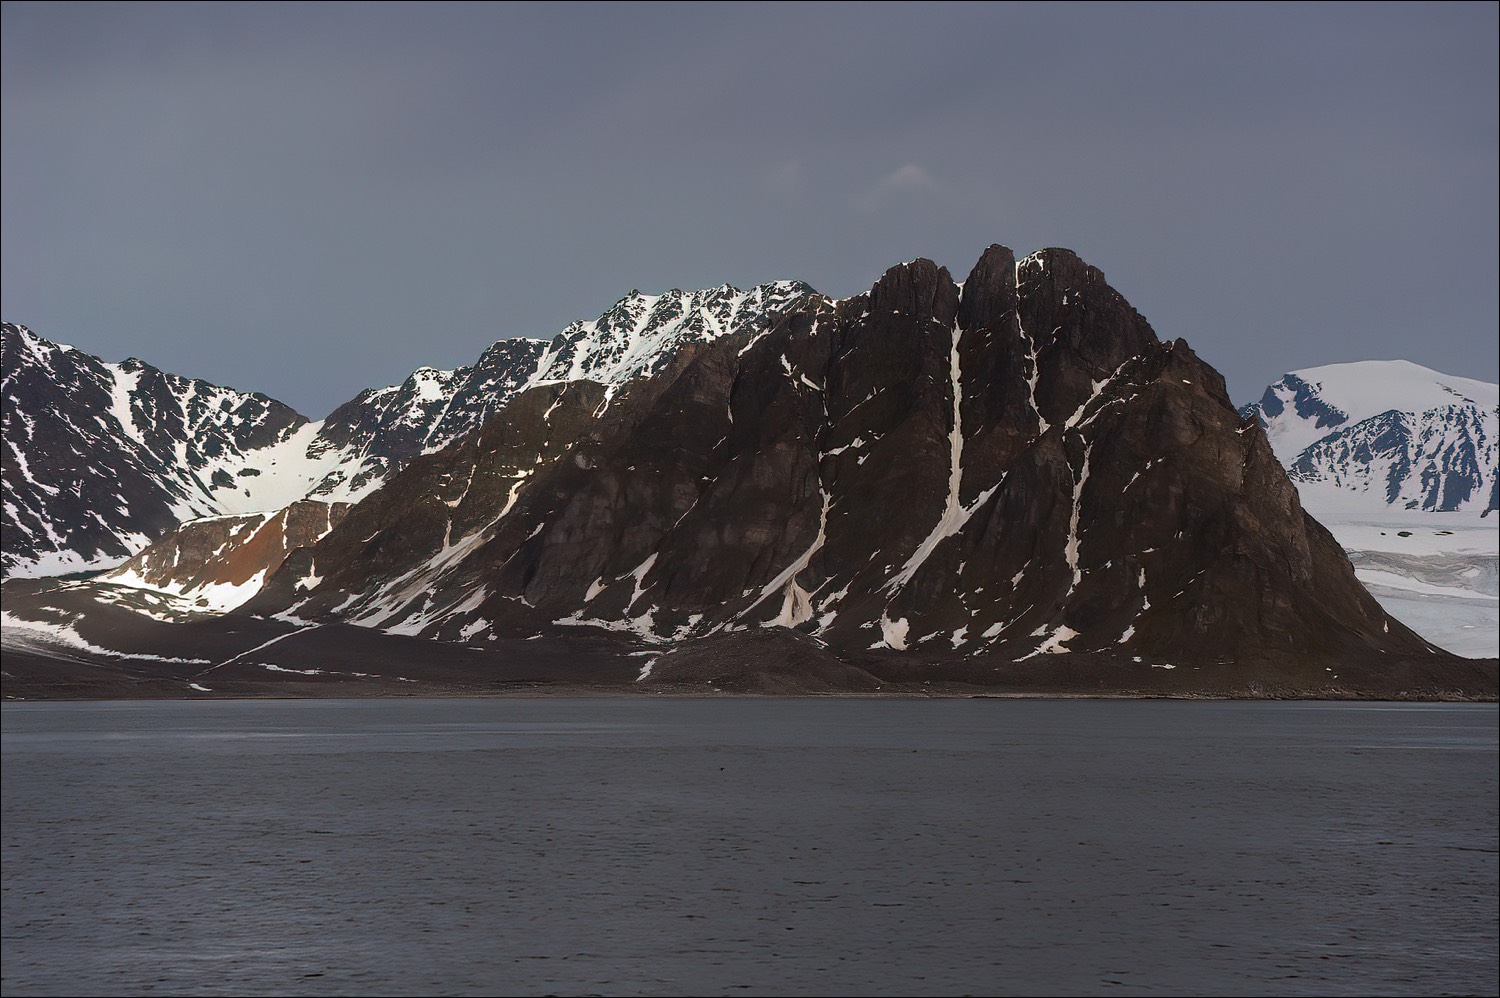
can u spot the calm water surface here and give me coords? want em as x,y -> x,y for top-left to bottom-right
2,699 -> 1496,996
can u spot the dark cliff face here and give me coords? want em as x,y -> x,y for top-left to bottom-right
253,246 -> 1436,667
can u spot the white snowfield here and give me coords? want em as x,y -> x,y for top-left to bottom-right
1255,359 -> 1497,465
1249,360 -> 1498,659
1298,499 -> 1498,659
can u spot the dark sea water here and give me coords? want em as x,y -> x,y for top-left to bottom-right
2,698 -> 1496,997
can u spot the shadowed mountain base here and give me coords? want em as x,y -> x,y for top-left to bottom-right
4,579 -> 1492,701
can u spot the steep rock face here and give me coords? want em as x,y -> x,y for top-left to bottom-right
2,323 -> 309,575
256,247 -> 1434,666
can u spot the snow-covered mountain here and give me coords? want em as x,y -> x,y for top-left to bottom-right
2,323 -> 310,576
2,281 -> 814,578
1242,360 -> 1497,517
1242,360 -> 1498,658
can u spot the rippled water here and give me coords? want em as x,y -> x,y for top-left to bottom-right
3,699 -> 1496,996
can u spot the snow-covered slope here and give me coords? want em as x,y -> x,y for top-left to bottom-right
1291,402 -> 1496,514
1243,360 -> 1498,657
3,322 -> 310,576
1243,360 -> 1497,516
3,280 -> 815,578
530,281 -> 814,400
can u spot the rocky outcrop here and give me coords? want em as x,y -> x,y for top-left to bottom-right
106,499 -> 351,613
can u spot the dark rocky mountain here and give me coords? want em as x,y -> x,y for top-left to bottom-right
252,247 -> 1441,669
4,248 -> 1491,699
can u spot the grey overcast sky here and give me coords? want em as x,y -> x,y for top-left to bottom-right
2,2 -> 1496,416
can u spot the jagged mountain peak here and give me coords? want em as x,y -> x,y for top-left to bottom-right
528,279 -> 817,396
243,245 -> 1429,674
9,247 -> 1488,697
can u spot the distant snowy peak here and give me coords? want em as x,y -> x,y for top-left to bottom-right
1243,360 -> 1498,518
530,281 -> 816,395
1245,360 -> 1498,464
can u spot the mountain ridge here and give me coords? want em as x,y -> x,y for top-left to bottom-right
240,246 -> 1438,668
1,279 -> 813,577
3,244 -> 1494,699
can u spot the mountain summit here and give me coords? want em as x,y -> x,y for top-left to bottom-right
249,246 -> 1437,669
1242,360 -> 1497,517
